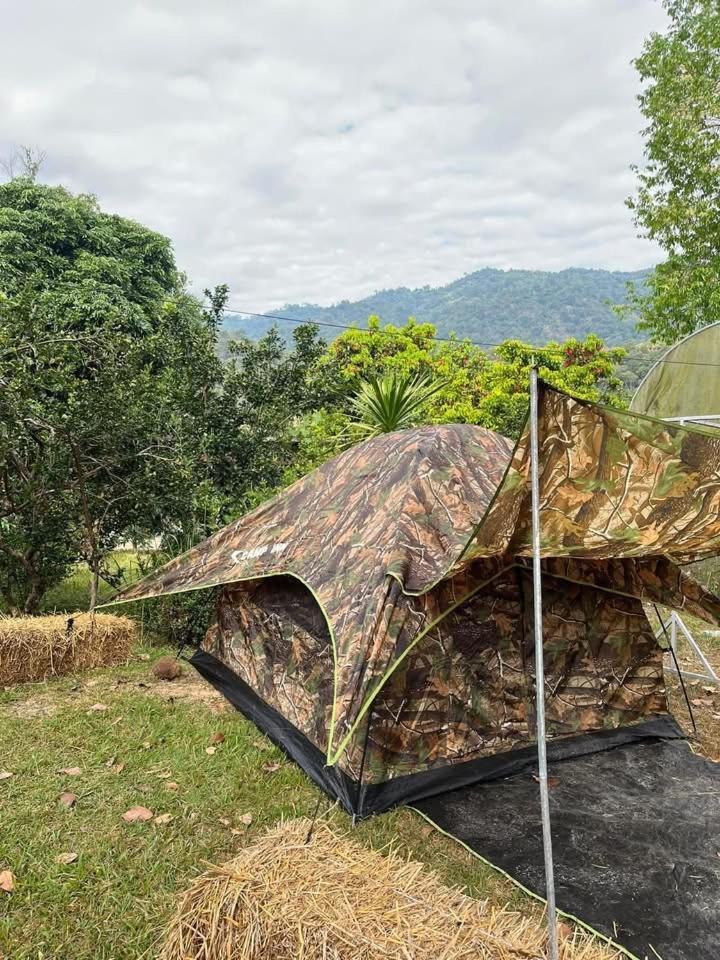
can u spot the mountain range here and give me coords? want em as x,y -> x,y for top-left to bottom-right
224,266 -> 650,347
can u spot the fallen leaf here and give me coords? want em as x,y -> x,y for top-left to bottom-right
59,792 -> 77,808
87,703 -> 107,713
110,762 -> 125,775
154,813 -> 173,825
205,746 -> 216,755
156,770 -> 172,779
420,825 -> 433,838
58,766 -> 81,776
56,852 -> 78,865
142,741 -> 152,750
557,920 -> 573,941
532,774 -> 560,788
104,757 -> 116,768
211,732 -> 225,744
0,870 -> 14,893
165,781 -> 179,791
262,762 -> 282,774
218,817 -> 231,826
238,812 -> 253,826
691,697 -> 714,707
0,771 -> 14,781
122,806 -> 153,823
138,653 -> 151,661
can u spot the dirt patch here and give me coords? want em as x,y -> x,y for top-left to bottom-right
128,672 -> 225,709
1,657 -> 224,720
666,645 -> 720,761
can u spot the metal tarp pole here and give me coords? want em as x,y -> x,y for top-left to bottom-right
529,367 -> 559,960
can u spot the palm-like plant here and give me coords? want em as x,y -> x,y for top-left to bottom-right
348,372 -> 445,440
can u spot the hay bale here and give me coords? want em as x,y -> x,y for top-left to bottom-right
0,612 -> 135,685
160,818 -> 621,960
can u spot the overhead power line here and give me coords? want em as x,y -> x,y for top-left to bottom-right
222,304 -> 720,369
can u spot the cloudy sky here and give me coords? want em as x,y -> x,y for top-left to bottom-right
2,0 -> 666,309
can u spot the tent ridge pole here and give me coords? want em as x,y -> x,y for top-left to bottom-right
529,366 -> 559,960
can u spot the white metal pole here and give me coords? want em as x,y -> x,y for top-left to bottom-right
529,366 -> 559,960
675,614 -> 720,684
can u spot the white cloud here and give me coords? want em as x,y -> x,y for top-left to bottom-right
1,0 -> 666,308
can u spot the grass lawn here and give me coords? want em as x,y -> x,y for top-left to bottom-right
38,551 -> 146,614
0,643 -> 524,960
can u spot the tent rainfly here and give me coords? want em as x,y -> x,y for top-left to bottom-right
108,382 -> 720,818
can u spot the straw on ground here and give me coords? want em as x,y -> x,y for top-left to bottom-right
161,818 -> 621,960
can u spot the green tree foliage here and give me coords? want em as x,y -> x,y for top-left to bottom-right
0,178 -> 222,610
613,340 -> 667,396
208,323 -> 338,517
0,180 -> 633,617
0,176 -> 336,614
627,0 -> 720,343
322,317 -> 625,438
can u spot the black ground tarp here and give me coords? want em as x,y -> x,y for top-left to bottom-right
414,739 -> 720,960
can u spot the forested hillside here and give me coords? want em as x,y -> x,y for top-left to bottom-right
225,267 -> 649,346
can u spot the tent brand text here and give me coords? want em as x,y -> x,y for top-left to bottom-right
230,543 -> 289,563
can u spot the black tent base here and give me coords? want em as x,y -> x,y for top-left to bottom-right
192,649 -> 686,817
413,739 -> 720,960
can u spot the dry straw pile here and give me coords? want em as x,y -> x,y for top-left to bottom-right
161,818 -> 621,960
0,612 -> 135,685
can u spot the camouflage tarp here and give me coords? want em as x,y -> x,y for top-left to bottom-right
108,383 -> 720,778
463,384 -> 720,565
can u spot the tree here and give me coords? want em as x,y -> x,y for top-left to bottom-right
211,324 -> 338,515
322,318 -> 625,438
626,0 -> 720,343
0,178 -> 222,610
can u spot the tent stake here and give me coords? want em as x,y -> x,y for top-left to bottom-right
529,367 -> 559,960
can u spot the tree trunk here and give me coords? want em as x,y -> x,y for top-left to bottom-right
89,563 -> 100,612
0,542 -> 46,614
68,441 -> 100,614
23,573 -> 44,614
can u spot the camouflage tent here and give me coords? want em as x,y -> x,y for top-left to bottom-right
109,383 -> 720,816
